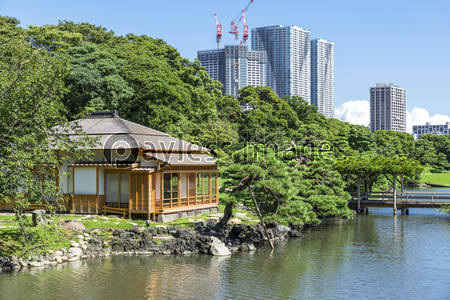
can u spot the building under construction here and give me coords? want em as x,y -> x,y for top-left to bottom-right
197,1 -> 267,97
197,45 -> 267,97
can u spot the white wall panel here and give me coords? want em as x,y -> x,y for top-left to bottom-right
74,167 -> 97,195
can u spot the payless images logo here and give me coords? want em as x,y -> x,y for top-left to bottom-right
103,134 -> 139,168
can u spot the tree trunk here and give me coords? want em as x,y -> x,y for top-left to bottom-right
217,201 -> 233,228
248,184 -> 274,249
14,204 -> 30,243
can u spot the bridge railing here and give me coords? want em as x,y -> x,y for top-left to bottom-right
349,191 -> 450,202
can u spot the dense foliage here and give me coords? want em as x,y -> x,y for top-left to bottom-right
2,15 -> 448,225
0,18 -> 96,240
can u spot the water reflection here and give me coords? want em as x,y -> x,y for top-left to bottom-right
2,211 -> 450,299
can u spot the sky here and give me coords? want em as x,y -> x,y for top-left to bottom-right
1,0 -> 450,131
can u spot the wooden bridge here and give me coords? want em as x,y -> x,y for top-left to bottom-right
349,191 -> 450,215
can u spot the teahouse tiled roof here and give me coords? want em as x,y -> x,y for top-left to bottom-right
67,111 -> 210,152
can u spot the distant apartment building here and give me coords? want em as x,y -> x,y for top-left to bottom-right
251,25 -> 311,103
311,39 -> 335,118
370,82 -> 406,132
413,122 -> 450,139
197,45 -> 267,97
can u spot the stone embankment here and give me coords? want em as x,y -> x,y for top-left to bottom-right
0,221 -> 301,273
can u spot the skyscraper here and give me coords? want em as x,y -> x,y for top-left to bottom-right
251,25 -> 311,102
311,39 -> 335,118
197,45 -> 267,97
370,82 -> 406,132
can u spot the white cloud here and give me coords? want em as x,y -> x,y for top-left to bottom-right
335,101 -> 450,134
334,100 -> 370,126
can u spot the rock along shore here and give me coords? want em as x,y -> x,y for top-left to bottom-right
0,222 -> 302,273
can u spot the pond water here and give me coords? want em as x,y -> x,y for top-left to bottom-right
2,189 -> 450,299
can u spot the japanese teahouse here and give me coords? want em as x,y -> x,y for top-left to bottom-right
3,111 -> 219,223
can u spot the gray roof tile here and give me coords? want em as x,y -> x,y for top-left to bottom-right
66,116 -> 210,152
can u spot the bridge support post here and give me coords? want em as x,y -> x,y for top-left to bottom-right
406,208 -> 409,215
401,207 -> 405,215
357,176 -> 361,213
393,174 -> 397,215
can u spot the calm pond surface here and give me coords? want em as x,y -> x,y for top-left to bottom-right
2,188 -> 450,299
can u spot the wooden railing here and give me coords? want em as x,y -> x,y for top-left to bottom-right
161,194 -> 218,210
349,191 -> 450,201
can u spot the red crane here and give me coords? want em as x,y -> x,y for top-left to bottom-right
214,14 -> 222,50
229,0 -> 254,44
242,10 -> 249,46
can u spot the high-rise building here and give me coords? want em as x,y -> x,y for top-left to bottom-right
370,82 -> 406,132
311,39 -> 335,118
413,122 -> 450,139
197,45 -> 267,97
251,25 -> 311,102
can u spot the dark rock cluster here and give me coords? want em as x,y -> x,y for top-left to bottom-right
1,222 -> 301,273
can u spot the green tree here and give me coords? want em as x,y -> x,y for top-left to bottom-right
0,32 -> 94,240
236,86 -> 299,143
335,154 -> 424,193
52,43 -> 134,118
217,145 -> 312,227
27,24 -> 83,52
108,35 -> 222,140
0,15 -> 25,38
282,96 -> 319,123
414,134 -> 438,166
218,125 -> 353,228
54,20 -> 124,45
286,125 -> 353,220
348,125 -> 376,152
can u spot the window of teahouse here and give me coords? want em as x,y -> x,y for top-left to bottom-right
171,173 -> 178,206
161,171 -> 219,208
189,172 -> 196,205
105,172 -> 129,208
120,173 -> 129,204
180,173 -> 188,206
204,172 -> 210,203
211,172 -> 216,202
164,173 -> 171,204
154,173 -> 161,210
197,172 -> 204,204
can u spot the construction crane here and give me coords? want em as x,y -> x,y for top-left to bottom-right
214,14 -> 222,50
229,0 -> 254,45
242,10 -> 249,46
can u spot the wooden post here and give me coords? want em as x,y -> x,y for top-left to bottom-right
72,168 -> 75,213
96,168 -> 99,214
178,173 -> 181,207
147,173 -> 153,222
194,172 -> 197,206
208,172 -> 212,204
357,175 -> 361,213
128,173 -> 131,220
393,174 -> 397,215
400,174 -> 404,193
187,173 -> 190,207
216,172 -> 220,203
141,173 -> 145,211
247,184 -> 274,249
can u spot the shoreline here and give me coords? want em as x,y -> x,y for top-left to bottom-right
0,221 -> 302,273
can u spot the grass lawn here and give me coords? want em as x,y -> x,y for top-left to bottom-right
0,226 -> 77,258
420,167 -> 450,186
0,202 -> 258,258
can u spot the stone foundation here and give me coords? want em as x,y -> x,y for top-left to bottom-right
157,207 -> 220,223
